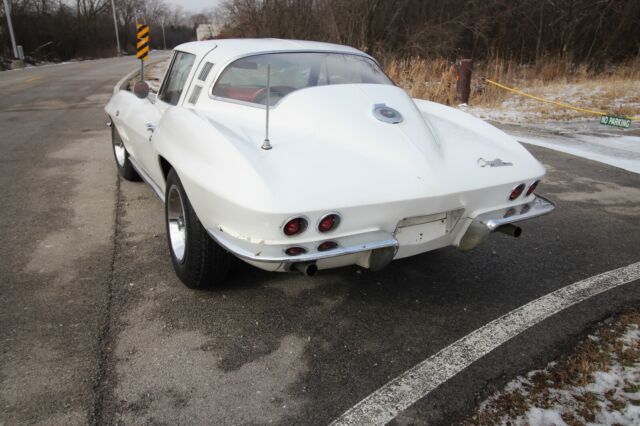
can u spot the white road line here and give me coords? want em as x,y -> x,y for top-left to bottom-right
330,261 -> 640,426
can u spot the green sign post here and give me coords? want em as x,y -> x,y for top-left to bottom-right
600,115 -> 631,128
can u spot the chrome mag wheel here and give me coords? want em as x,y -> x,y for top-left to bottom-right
167,185 -> 187,263
113,138 -> 126,167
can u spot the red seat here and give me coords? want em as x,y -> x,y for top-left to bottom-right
222,86 -> 263,102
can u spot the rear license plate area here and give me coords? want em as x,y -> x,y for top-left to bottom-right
395,213 -> 447,245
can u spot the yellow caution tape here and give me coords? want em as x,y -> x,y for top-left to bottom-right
484,78 -> 639,121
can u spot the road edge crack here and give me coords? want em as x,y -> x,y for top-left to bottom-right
91,173 -> 122,426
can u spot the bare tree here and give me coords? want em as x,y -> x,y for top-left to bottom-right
0,0 -> 196,60
216,0 -> 640,64
2,0 -> 638,64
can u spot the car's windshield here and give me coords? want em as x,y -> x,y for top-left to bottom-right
212,52 -> 392,106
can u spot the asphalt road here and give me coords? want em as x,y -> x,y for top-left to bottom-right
1,56 -> 639,425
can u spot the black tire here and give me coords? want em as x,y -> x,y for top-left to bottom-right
111,123 -> 140,181
165,169 -> 231,289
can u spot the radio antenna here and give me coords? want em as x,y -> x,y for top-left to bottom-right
261,63 -> 273,150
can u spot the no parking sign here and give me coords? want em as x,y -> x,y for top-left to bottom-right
600,115 -> 631,128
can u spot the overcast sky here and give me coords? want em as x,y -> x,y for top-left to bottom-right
166,0 -> 224,12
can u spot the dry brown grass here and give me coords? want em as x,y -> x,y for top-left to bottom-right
385,57 -> 459,105
384,55 -> 640,118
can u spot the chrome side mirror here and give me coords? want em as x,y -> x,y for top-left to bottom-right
133,80 -> 150,99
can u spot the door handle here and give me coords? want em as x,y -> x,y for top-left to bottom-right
145,123 -> 157,142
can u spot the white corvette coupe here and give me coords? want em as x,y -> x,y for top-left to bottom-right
105,39 -> 554,289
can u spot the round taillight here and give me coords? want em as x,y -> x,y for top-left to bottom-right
285,246 -> 306,256
283,217 -> 307,236
317,241 -> 338,252
509,183 -> 526,201
526,180 -> 540,196
318,213 -> 340,233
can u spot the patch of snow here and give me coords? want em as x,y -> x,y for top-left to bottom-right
586,370 -> 622,393
620,325 -> 640,347
3,60 -> 73,72
526,407 -> 568,426
463,80 -> 640,125
477,324 -> 640,426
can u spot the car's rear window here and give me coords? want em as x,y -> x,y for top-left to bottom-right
212,52 -> 392,106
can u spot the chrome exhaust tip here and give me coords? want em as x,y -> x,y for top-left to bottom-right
292,262 -> 318,277
368,246 -> 396,271
496,224 -> 522,238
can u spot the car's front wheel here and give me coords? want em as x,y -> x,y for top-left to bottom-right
111,123 -> 140,181
165,169 -> 231,289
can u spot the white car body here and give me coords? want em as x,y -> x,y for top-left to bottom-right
105,39 -> 554,274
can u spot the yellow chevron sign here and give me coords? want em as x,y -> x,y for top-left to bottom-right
136,24 -> 149,61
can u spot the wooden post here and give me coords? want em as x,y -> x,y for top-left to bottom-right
456,59 -> 473,104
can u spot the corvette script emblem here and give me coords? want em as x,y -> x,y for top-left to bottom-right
477,158 -> 513,167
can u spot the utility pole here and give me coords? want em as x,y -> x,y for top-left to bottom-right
161,18 -> 166,50
110,0 -> 121,55
2,0 -> 18,58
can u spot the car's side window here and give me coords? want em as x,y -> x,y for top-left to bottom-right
158,51 -> 196,106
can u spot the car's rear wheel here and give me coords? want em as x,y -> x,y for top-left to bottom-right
111,123 -> 140,181
165,169 -> 231,289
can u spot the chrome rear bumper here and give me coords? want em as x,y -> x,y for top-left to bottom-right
206,227 -> 398,270
457,195 -> 555,251
207,195 -> 555,271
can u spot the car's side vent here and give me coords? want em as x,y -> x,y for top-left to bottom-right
198,62 -> 214,81
188,85 -> 202,105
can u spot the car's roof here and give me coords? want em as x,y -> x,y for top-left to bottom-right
174,38 -> 371,63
